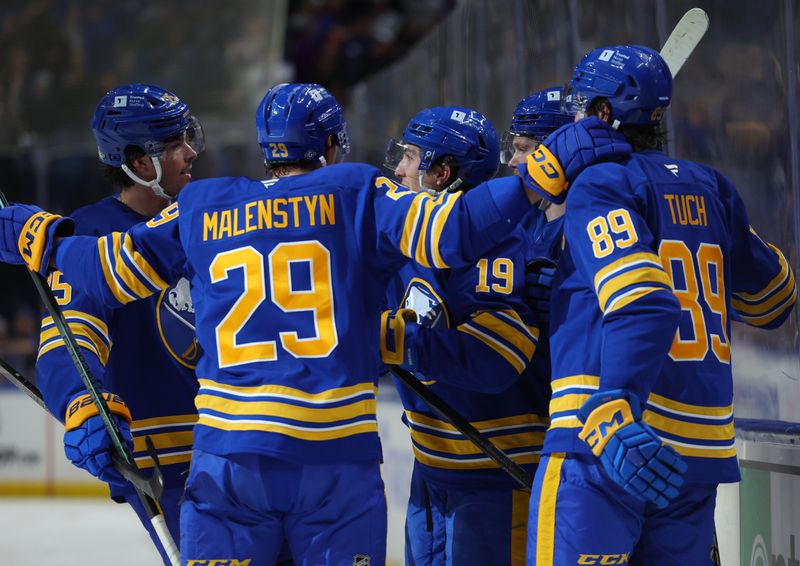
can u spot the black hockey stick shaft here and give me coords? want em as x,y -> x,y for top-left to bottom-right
0,193 -> 180,565
391,366 -> 533,490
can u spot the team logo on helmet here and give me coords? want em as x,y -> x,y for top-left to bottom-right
161,92 -> 180,106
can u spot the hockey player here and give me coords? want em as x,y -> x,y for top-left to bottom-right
0,83 -> 547,565
519,46 -> 796,565
382,106 -> 544,565
502,87 -> 572,324
35,83 -> 203,565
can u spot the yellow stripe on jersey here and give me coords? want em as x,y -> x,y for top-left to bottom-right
405,410 -> 548,434
660,440 -> 737,459
136,451 -> 192,468
132,430 -> 194,454
413,192 -> 446,267
429,191 -> 462,269
647,393 -> 733,419
110,233 -> 159,299
131,414 -> 198,430
42,311 -> 109,338
596,267 -> 672,312
550,374 -> 599,394
734,243 -> 793,303
459,311 -> 538,374
593,252 -> 663,290
38,324 -> 111,365
643,411 -> 734,442
121,233 -> 168,290
737,285 -> 797,327
195,394 -> 377,423
196,379 -> 377,401
411,446 -> 539,469
605,286 -> 669,314
196,414 -> 378,441
98,236 -> 137,304
410,428 -> 544,457
400,194 -> 426,260
548,393 -> 591,416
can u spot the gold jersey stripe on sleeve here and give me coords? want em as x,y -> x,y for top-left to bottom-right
605,286 -> 669,314
110,232 -> 158,299
98,235 -> 137,304
593,252 -> 663,290
429,192 -> 462,269
733,243 -> 792,302
597,266 -> 672,312
121,233 -> 169,291
400,193 -> 427,260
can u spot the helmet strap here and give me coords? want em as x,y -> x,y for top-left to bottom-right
121,157 -> 170,200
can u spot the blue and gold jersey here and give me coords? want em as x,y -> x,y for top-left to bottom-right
388,222 -> 547,488
545,150 -> 796,483
36,196 -> 198,496
51,163 -> 533,464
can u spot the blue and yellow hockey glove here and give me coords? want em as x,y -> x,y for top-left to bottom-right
64,392 -> 133,487
517,117 -> 632,204
577,389 -> 687,508
0,204 -> 74,275
525,257 -> 557,324
380,308 -> 420,370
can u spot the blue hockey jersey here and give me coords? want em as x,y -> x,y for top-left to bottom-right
49,163 -> 534,465
36,196 -> 199,497
545,150 -> 796,484
387,219 -> 546,488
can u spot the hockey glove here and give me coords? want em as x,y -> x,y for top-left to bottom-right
577,389 -> 687,508
518,117 -> 632,204
525,257 -> 557,324
64,391 -> 133,487
380,308 -> 420,370
0,204 -> 74,275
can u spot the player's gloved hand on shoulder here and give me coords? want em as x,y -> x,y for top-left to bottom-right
380,308 -> 420,372
518,116 -> 632,204
0,204 -> 74,275
577,389 -> 687,508
64,391 -> 133,487
525,257 -> 557,324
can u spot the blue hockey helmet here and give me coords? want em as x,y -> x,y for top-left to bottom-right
256,83 -> 350,164
385,106 -> 499,191
501,86 -> 573,164
91,83 -> 204,167
564,45 -> 672,127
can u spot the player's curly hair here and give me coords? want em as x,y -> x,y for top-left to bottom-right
588,97 -> 667,152
102,145 -> 145,189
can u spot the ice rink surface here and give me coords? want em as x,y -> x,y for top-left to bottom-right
0,498 -> 162,565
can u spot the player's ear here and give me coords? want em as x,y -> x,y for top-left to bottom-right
432,163 -> 452,188
129,154 -> 153,176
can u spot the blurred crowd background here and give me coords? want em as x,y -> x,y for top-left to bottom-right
0,0 -> 798,424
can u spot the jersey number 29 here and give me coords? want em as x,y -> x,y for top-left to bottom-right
209,241 -> 338,367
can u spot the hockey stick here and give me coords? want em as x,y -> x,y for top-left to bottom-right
659,7 -> 709,78
0,193 -> 180,566
391,366 -> 533,490
661,10 -> 723,566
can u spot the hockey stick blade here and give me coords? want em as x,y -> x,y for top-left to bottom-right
660,7 -> 709,78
